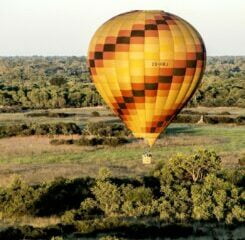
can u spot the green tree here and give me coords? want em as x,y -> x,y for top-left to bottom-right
191,174 -> 245,223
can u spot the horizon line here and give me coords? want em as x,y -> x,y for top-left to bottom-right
0,55 -> 245,58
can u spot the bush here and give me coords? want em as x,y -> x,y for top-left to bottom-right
174,114 -> 200,123
25,111 -> 75,118
153,149 -> 245,223
62,198 -> 104,222
89,169 -> 157,218
103,137 -> 129,146
75,136 -> 104,146
34,177 -> 93,216
236,115 -> 245,125
91,111 -> 100,117
154,149 -> 221,183
204,116 -> 235,124
92,177 -> 122,216
0,122 -> 81,138
191,174 -> 244,223
154,149 -> 222,222
180,110 -> 206,115
121,185 -> 157,217
219,111 -> 231,115
0,149 -> 244,231
0,227 -> 23,240
0,177 -> 43,217
83,122 -> 131,137
0,177 -> 94,217
50,139 -> 74,145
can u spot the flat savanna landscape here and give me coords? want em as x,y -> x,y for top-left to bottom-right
0,56 -> 244,239
0,106 -> 244,186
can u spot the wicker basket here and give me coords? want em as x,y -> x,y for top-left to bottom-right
142,153 -> 152,164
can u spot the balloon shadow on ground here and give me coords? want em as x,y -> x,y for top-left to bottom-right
163,125 -> 198,136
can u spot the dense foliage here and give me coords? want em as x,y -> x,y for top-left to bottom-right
50,122 -> 131,146
190,56 -> 245,107
0,122 -> 81,138
0,150 -> 244,239
0,56 -> 244,109
0,56 -> 102,108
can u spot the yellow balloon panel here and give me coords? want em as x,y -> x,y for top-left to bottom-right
88,10 -> 206,147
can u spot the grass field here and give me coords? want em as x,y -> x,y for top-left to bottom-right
0,109 -> 244,186
0,107 -> 244,238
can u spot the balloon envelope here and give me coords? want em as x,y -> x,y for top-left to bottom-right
87,10 -> 206,146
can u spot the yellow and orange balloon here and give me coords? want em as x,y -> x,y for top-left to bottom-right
87,10 -> 206,147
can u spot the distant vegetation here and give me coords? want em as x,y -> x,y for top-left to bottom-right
50,122 -> 131,147
0,56 -> 102,109
0,122 -> 82,138
0,56 -> 244,239
0,149 -> 244,239
0,56 -> 244,109
190,56 -> 245,107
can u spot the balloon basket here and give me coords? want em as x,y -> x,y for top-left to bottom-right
142,152 -> 152,165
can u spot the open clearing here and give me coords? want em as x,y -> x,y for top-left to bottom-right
0,122 -> 244,186
0,106 -> 244,186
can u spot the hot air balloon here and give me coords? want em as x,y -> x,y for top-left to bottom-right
87,10 -> 206,147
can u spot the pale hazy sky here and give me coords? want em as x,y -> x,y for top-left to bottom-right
0,0 -> 244,56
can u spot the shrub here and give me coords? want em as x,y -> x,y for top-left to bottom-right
0,149 -> 244,229
191,174 -> 245,223
0,124 -> 29,138
50,139 -> 65,145
173,114 -> 200,123
33,177 -> 93,216
0,227 -> 23,240
47,112 -> 75,118
204,116 -> 235,124
0,177 -> 43,217
62,198 -> 104,223
0,122 -> 82,138
154,149 -> 221,183
74,136 -> 129,147
25,111 -> 50,117
83,122 -> 131,137
90,169 -> 157,218
91,111 -> 100,117
50,139 -> 74,145
92,177 -> 122,216
180,110 -> 206,115
103,137 -> 129,146
154,149 -> 222,222
75,136 -> 104,146
219,111 -> 231,115
0,176 -> 94,217
121,185 -> 157,217
74,217 -> 124,234
236,115 -> 245,125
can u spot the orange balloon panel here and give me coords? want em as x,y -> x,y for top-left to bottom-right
87,10 -> 206,147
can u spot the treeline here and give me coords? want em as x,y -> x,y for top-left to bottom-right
0,82 -> 102,109
190,56 -> 245,107
0,56 -> 102,108
0,122 -> 130,138
0,56 -> 244,109
0,150 -> 244,239
0,122 -> 82,138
